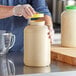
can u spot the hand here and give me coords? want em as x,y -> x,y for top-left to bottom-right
13,4 -> 36,19
47,26 -> 54,43
22,4 -> 36,19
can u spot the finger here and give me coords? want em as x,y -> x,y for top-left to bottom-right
29,6 -> 36,14
50,35 -> 53,44
24,4 -> 36,14
48,32 -> 50,35
49,36 -> 51,39
49,36 -> 52,44
22,9 -> 29,19
48,26 -> 51,30
48,31 -> 52,42
50,41 -> 52,44
24,7 -> 33,17
48,36 -> 52,44
23,13 -> 29,19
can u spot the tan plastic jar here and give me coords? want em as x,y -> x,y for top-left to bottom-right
61,5 -> 76,47
24,20 -> 51,67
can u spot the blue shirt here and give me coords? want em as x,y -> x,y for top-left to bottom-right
0,0 -> 51,52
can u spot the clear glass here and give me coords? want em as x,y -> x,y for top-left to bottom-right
0,55 -> 15,76
0,30 -> 15,55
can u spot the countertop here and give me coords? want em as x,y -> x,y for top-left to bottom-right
6,33 -> 76,76
7,51 -> 76,76
16,71 -> 76,76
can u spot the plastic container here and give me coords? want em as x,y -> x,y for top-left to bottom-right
61,5 -> 76,47
24,19 -> 51,67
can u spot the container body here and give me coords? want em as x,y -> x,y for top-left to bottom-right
61,10 -> 76,47
24,65 -> 51,74
24,21 -> 50,67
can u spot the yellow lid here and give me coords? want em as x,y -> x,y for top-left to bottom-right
31,13 -> 44,18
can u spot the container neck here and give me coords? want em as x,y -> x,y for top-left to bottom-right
66,9 -> 76,12
30,20 -> 45,26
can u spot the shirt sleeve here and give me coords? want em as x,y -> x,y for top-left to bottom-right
31,0 -> 51,16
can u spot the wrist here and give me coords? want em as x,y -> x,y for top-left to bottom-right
6,6 -> 14,17
13,5 -> 23,17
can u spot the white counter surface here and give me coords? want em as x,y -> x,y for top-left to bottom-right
16,71 -> 76,76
